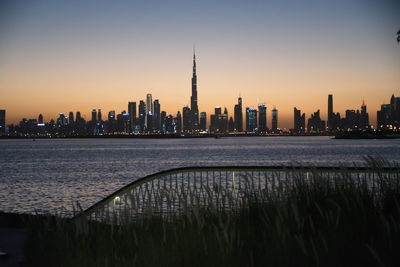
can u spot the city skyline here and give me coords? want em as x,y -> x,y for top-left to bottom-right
1,0 -> 400,127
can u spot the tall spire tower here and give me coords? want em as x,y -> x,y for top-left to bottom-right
190,48 -> 199,130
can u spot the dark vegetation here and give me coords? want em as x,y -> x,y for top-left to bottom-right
25,163 -> 400,267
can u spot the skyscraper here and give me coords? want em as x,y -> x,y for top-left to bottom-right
146,94 -> 153,128
128,102 -> 136,132
360,100 -> 369,129
139,100 -> 146,132
258,104 -> 267,132
190,50 -> 199,131
234,97 -> 243,132
0,110 -> 5,135
97,109 -> 102,122
200,112 -> 207,131
76,111 -> 82,122
271,107 -> 278,131
307,110 -> 325,132
293,107 -> 305,133
153,99 -> 161,131
68,112 -> 74,124
183,106 -> 191,132
176,111 -> 182,134
91,109 -> 97,122
38,114 -> 44,124
328,94 -> 333,131
160,111 -> 167,134
246,107 -> 257,132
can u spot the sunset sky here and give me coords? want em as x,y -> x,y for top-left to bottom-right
0,0 -> 399,128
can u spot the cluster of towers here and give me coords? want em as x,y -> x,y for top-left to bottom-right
293,94 -> 371,133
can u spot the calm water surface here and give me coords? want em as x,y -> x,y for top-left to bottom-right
1,136 -> 399,215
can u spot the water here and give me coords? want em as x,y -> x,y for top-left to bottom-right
1,136 -> 399,215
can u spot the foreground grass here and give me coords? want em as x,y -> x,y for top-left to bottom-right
26,168 -> 400,267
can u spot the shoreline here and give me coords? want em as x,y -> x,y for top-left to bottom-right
0,134 -> 334,139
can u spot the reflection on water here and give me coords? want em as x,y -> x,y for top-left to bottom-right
0,136 -> 399,215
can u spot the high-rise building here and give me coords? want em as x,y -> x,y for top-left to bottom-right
128,102 -> 136,132
258,104 -> 267,132
328,94 -> 333,131
108,110 -> 115,121
360,100 -> 369,129
228,117 -> 234,132
58,113 -> 67,126
38,114 -> 44,124
190,50 -> 199,131
377,104 -> 392,129
146,94 -> 153,128
246,107 -> 257,132
183,106 -> 191,132
0,110 -> 5,135
76,112 -> 82,122
97,109 -> 102,122
293,107 -> 305,133
68,112 -> 74,124
210,114 -> 216,133
176,111 -> 182,134
234,97 -> 243,132
160,111 -> 167,134
307,110 -> 325,132
377,94 -> 400,129
271,107 -> 278,131
153,99 -> 161,131
138,100 -> 146,132
217,107 -> 228,132
91,109 -> 97,122
200,112 -> 207,131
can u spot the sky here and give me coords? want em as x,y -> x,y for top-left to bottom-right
0,0 -> 399,128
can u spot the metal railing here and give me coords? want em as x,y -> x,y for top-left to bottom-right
74,166 -> 400,224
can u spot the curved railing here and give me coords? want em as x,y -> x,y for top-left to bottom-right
74,166 -> 400,224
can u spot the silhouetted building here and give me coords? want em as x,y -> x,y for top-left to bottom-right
153,99 -> 160,131
38,114 -> 44,124
258,104 -> 267,132
107,110 -> 116,133
146,94 -> 153,129
176,111 -> 182,134
128,102 -> 136,132
200,112 -> 207,131
377,94 -> 400,129
0,110 -> 5,135
91,109 -> 97,122
327,94 -> 333,131
217,107 -> 228,133
76,112 -> 82,122
183,106 -> 191,132
360,100 -> 369,129
293,107 -> 305,133
246,107 -> 257,132
120,111 -> 130,132
190,50 -> 199,130
228,117 -> 234,132
234,97 -> 243,132
160,111 -> 167,134
271,107 -> 278,131
210,114 -> 216,133
97,109 -> 102,122
307,110 -> 325,132
68,112 -> 74,124
343,110 -> 360,130
146,112 -> 153,133
138,100 -> 146,132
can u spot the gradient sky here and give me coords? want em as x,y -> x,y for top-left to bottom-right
0,0 -> 399,128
